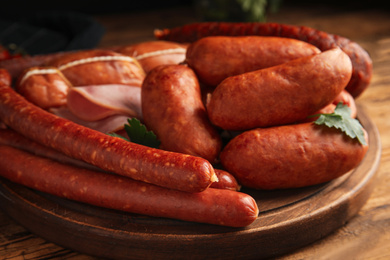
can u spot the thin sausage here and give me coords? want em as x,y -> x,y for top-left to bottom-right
0,83 -> 217,193
0,145 -> 258,227
186,36 -> 320,86
0,128 -> 100,171
142,64 -> 222,163
207,48 -> 352,130
220,122 -> 368,190
0,128 -> 240,191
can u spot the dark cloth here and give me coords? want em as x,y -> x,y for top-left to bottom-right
0,11 -> 105,55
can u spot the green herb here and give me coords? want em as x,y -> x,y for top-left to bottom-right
312,103 -> 366,145
109,118 -> 160,149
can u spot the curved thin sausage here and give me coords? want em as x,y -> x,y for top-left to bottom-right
0,128 -> 100,171
0,84 -> 217,193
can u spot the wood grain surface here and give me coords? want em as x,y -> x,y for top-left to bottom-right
1,3 -> 390,260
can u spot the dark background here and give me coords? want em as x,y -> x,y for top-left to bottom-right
1,0 -> 389,18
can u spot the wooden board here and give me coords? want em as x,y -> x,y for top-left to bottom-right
0,105 -> 381,260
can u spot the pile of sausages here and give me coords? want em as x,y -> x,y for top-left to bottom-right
0,22 -> 372,227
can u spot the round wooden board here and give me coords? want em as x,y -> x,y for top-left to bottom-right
0,105 -> 382,260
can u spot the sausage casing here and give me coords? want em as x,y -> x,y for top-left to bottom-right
0,145 -> 258,227
220,122 -> 368,190
142,64 -> 222,163
186,36 -> 320,86
207,48 -> 352,130
0,84 -> 217,193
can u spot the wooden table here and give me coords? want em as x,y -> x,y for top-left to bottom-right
1,4 -> 390,259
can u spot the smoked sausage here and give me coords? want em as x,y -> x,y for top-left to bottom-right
0,68 -> 11,86
0,83 -> 217,193
15,66 -> 72,109
0,145 -> 258,227
117,41 -> 187,73
207,48 -> 352,130
186,36 -> 320,86
0,128 -> 100,171
220,122 -> 368,190
142,64 -> 222,163
47,49 -> 145,87
210,169 -> 241,191
154,22 -> 372,97
0,128 -> 240,191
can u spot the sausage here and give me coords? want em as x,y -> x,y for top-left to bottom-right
0,145 -> 258,227
186,36 -> 321,86
210,169 -> 241,191
0,68 -> 11,86
142,64 -> 222,163
0,128 -> 100,171
207,48 -> 352,131
0,84 -> 217,193
220,122 -> 369,190
47,49 -> 145,86
0,51 -> 68,81
154,22 -> 372,98
0,69 -> 12,129
15,66 -> 72,109
117,41 -> 187,73
0,128 -> 239,191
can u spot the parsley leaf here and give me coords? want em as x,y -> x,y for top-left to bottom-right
109,118 -> 160,149
313,103 -> 367,145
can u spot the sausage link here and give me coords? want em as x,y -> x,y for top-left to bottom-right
207,48 -> 352,130
117,41 -> 187,73
0,129 -> 240,191
0,52 -> 67,81
142,64 -> 222,163
0,128 -> 100,171
0,145 -> 258,227
0,84 -> 217,193
0,68 -> 11,86
155,22 -> 372,97
220,122 -> 368,190
210,169 -> 241,191
186,36 -> 320,86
